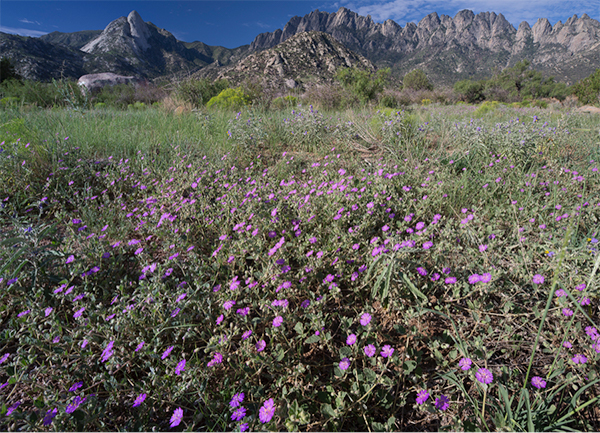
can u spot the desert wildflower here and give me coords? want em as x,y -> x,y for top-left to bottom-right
259,398 -> 275,423
434,394 -> 450,411
416,390 -> 429,404
475,368 -> 494,384
531,376 -> 546,389
133,393 -> 147,407
459,358 -> 472,370
170,407 -> 183,428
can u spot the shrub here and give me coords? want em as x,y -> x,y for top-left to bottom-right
302,83 -> 348,110
473,100 -> 500,117
272,95 -> 299,110
571,69 -> 600,106
336,67 -> 390,103
175,78 -> 229,108
454,79 -> 485,103
402,69 -> 433,91
206,87 -> 251,110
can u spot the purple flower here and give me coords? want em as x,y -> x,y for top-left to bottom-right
273,316 -> 283,327
445,276 -> 457,284
216,314 -> 224,325
43,407 -> 58,426
416,390 -> 429,404
531,376 -> 546,389
7,401 -> 21,415
339,357 -> 351,371
69,381 -> 83,392
231,406 -> 247,421
423,241 -> 433,250
468,274 -> 481,284
459,358 -> 472,371
175,359 -> 186,375
161,346 -> 174,360
66,255 -> 75,264
73,307 -> 85,318
133,393 -> 147,407
259,398 -> 275,423
480,273 -> 492,283
170,407 -> 183,428
230,392 -> 245,408
242,330 -> 252,340
207,352 -> 223,367
256,340 -> 266,352
562,308 -> 574,317
240,422 -> 249,432
360,313 -> 372,326
532,274 -> 545,284
572,354 -> 587,364
364,344 -> 376,357
135,341 -> 145,352
66,396 -> 86,414
0,353 -> 10,364
434,394 -> 450,411
381,345 -> 394,358
176,293 -> 187,303
475,368 -> 494,384
223,300 -> 236,310
417,267 -> 427,276
346,334 -> 357,345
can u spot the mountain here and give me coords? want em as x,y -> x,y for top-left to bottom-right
1,8 -> 599,85
40,30 -> 102,49
0,32 -> 87,81
0,10 -> 248,81
198,31 -> 374,90
250,7 -> 600,85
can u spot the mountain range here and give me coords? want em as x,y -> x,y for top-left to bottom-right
1,7 -> 599,86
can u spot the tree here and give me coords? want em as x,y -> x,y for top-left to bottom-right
0,57 -> 22,84
571,69 -> 600,105
336,67 -> 390,103
402,69 -> 433,91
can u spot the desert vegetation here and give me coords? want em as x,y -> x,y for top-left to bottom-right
0,64 -> 600,431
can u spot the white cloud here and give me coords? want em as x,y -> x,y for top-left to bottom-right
0,26 -> 49,38
19,18 -> 41,26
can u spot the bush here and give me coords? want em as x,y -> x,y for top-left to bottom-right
302,83 -> 348,110
454,79 -> 485,103
175,78 -> 229,108
473,100 -> 500,117
206,87 -> 251,110
336,67 -> 390,103
402,69 -> 433,91
272,95 -> 299,110
571,69 -> 600,106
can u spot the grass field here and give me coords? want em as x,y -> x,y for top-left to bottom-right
1,102 -> 599,431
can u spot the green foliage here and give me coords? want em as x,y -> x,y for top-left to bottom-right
0,57 -> 22,84
175,78 -> 230,108
272,95 -> 298,110
454,79 -> 486,103
571,69 -> 600,106
336,67 -> 390,103
206,87 -> 251,110
473,100 -> 500,117
402,69 -> 433,91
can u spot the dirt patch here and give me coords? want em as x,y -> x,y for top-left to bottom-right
577,105 -> 600,114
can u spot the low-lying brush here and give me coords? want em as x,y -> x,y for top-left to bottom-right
0,103 -> 599,431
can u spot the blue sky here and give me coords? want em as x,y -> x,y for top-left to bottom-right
1,1 -> 599,48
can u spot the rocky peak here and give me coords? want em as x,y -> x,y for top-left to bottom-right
127,10 -> 151,51
531,18 -> 552,43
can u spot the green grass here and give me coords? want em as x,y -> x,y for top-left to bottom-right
1,103 -> 599,431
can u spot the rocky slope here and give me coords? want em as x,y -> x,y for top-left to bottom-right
198,31 -> 374,90
250,7 -> 600,84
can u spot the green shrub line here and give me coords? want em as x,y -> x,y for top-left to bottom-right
0,103 -> 599,431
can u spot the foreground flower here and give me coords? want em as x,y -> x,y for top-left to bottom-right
531,376 -> 547,389
572,354 -> 588,364
207,352 -> 223,367
364,344 -> 376,357
230,392 -> 245,408
434,394 -> 450,411
475,368 -> 494,384
346,334 -> 357,345
339,357 -> 350,371
360,313 -> 372,326
161,346 -> 174,360
231,406 -> 247,421
43,407 -> 58,426
259,398 -> 275,423
532,274 -> 545,284
175,359 -> 186,375
459,357 -> 472,370
133,393 -> 147,407
416,390 -> 429,404
170,407 -> 183,428
381,345 -> 394,358
256,340 -> 266,352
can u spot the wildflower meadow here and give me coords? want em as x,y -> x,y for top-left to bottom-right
0,102 -> 599,431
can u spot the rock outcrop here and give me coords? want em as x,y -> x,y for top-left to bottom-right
78,72 -> 141,93
199,31 -> 374,90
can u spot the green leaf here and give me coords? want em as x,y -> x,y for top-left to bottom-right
400,272 -> 427,302
305,335 -> 320,344
293,322 -> 304,336
321,403 -> 336,419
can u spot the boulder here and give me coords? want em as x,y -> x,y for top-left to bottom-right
78,72 -> 141,93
